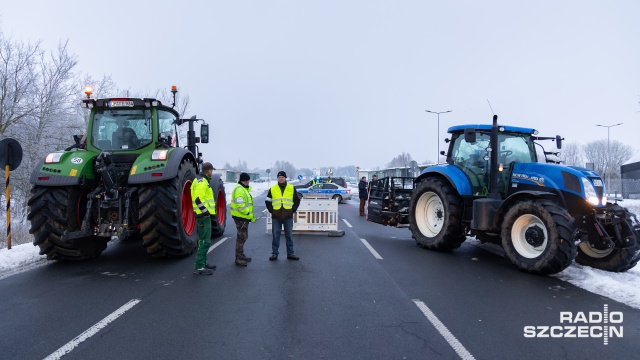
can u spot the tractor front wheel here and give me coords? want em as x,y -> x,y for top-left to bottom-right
501,199 -> 577,274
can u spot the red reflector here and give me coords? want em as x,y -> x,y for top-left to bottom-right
38,176 -> 50,181
151,173 -> 163,177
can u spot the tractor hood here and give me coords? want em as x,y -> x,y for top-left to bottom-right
511,162 -> 605,204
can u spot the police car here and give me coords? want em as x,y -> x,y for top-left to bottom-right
297,183 -> 352,203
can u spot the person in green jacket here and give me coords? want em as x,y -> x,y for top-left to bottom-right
191,162 -> 217,275
231,172 -> 255,266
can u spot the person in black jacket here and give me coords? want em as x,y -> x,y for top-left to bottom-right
358,176 -> 368,216
265,171 -> 301,260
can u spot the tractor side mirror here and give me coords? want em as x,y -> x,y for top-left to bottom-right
464,128 -> 476,143
200,124 -> 209,143
555,135 -> 563,149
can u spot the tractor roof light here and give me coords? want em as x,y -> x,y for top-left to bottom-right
84,86 -> 93,98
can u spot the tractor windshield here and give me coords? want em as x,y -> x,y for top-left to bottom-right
91,109 -> 153,150
450,131 -> 536,196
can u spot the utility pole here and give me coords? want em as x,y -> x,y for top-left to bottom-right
596,123 -> 622,193
425,110 -> 452,163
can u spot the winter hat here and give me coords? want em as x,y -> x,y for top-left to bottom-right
239,172 -> 250,182
202,162 -> 214,171
277,171 -> 287,178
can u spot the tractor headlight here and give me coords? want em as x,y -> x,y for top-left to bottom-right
151,149 -> 168,161
45,152 -> 63,164
581,177 -> 600,205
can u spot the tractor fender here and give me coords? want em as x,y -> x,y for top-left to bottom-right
415,164 -> 473,196
492,190 -> 562,228
30,151 -> 97,186
128,147 -> 197,184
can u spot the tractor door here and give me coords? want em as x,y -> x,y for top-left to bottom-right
450,132 -> 491,196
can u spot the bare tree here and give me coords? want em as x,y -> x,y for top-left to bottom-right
273,160 -> 296,179
560,142 -> 584,167
0,31 -> 40,136
583,139 -> 633,179
386,152 -> 413,168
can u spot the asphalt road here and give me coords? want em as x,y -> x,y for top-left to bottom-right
1,194 -> 638,359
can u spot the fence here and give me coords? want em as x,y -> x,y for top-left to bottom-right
608,179 -> 640,199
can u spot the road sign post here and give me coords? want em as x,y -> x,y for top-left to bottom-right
0,138 -> 23,250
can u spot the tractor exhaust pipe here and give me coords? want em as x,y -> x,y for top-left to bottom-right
489,115 -> 500,200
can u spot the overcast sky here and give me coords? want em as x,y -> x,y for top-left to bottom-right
2,1 -> 639,170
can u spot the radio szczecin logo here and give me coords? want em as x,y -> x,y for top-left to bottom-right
523,304 -> 623,345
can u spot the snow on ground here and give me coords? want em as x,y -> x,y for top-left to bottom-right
2,185 -> 639,309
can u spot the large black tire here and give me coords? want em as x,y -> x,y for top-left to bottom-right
576,243 -> 640,272
138,158 -> 198,257
209,174 -> 227,237
27,186 -> 107,260
408,178 -> 466,250
501,199 -> 577,275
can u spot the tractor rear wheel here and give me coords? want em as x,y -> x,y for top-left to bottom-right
209,174 -> 227,237
501,199 -> 577,274
27,186 -> 107,260
409,178 -> 466,250
138,158 -> 198,257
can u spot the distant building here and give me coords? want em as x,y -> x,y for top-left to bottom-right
620,161 -> 640,198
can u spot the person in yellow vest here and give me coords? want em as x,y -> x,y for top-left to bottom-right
231,172 -> 255,266
265,171 -> 301,260
191,162 -> 217,275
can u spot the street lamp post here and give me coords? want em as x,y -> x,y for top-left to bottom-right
425,110 -> 452,163
595,123 -> 622,193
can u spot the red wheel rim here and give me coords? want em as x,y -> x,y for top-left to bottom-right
182,180 -> 196,235
216,189 -> 226,226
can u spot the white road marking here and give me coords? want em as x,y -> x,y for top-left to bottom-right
342,219 -> 353,228
412,299 -> 475,360
44,299 -> 141,360
360,238 -> 383,259
208,237 -> 228,253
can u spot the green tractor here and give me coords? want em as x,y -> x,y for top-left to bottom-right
27,87 -> 227,260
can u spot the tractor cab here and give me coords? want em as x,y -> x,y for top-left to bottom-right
446,124 -> 539,198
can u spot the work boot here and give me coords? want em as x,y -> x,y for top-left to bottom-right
240,254 -> 252,262
235,258 -> 248,266
204,264 -> 217,270
194,268 -> 214,275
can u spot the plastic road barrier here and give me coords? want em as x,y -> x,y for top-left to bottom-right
265,197 -> 344,236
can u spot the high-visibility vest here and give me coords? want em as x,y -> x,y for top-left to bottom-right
230,184 -> 254,220
191,176 -> 216,215
270,184 -> 294,210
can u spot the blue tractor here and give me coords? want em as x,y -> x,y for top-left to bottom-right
368,115 -> 640,274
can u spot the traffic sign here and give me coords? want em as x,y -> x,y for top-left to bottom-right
0,138 -> 23,170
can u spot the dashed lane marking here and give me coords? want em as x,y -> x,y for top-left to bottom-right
412,299 -> 475,360
208,237 -> 228,253
342,219 -> 353,228
44,299 -> 141,360
360,238 -> 383,260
